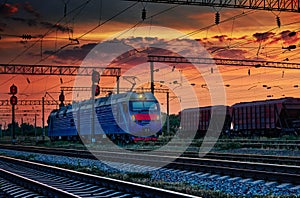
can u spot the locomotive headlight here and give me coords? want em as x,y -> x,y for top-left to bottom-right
131,115 -> 136,121
156,115 -> 160,120
138,93 -> 146,100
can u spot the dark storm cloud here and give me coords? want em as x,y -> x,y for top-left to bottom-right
207,46 -> 227,53
279,30 -> 300,45
212,35 -> 228,42
0,3 -> 19,17
10,17 -> 38,26
41,36 -> 191,65
43,43 -> 97,61
23,1 -> 40,18
253,32 -> 275,42
110,46 -> 173,66
40,21 -> 73,33
0,22 -> 6,31
8,17 -> 71,33
254,30 -> 300,45
226,35 -> 248,41
214,49 -> 248,59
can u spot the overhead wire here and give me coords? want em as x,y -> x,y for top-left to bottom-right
1,1 -> 94,96
7,0 -> 93,64
16,2 -> 140,101
3,2 -> 300,106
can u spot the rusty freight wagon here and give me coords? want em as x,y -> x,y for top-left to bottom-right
179,105 -> 232,137
231,97 -> 300,136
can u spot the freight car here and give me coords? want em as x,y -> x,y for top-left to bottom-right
47,92 -> 162,143
231,97 -> 300,136
180,97 -> 300,137
180,105 -> 232,137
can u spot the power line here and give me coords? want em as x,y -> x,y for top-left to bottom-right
7,0 -> 93,64
77,2 -> 139,40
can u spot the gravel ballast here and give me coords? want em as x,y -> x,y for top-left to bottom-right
0,148 -> 299,197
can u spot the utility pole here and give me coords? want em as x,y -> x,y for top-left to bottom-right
91,89 -> 95,143
91,70 -> 100,143
116,76 -> 120,94
34,114 -> 37,142
21,118 -> 24,137
11,102 -> 15,143
9,84 -> 18,144
150,61 -> 154,94
42,97 -> 45,141
166,92 -> 170,136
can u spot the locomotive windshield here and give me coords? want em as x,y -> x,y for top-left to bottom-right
130,101 -> 158,111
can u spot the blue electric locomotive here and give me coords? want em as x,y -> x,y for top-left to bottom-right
47,92 -> 162,143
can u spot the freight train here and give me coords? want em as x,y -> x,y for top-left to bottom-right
180,97 -> 300,137
47,92 -> 162,143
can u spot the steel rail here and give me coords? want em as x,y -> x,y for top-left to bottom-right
0,144 -> 300,184
0,155 -> 197,198
0,168 -> 80,198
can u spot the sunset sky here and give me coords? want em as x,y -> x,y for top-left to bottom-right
1,0 -> 300,126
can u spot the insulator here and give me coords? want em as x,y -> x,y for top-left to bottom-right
215,12 -> 220,25
248,69 -> 250,76
22,34 -> 32,40
276,16 -> 281,28
142,8 -> 146,21
211,67 -> 213,73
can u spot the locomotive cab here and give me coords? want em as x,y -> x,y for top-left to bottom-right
127,93 -> 162,141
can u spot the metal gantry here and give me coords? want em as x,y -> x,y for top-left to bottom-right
0,100 -> 72,106
148,55 -> 300,70
61,86 -> 169,93
126,0 -> 300,13
0,64 -> 121,76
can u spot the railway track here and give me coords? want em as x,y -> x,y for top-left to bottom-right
0,155 -> 196,198
156,139 -> 300,149
0,144 -> 299,185
202,152 -> 300,165
2,143 -> 298,165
